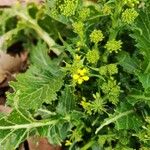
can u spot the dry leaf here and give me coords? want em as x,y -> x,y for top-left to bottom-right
0,51 -> 28,87
0,105 -> 12,114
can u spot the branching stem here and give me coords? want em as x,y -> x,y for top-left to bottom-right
95,110 -> 134,134
17,12 -> 61,55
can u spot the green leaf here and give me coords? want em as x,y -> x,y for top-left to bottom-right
7,66 -> 64,110
57,85 -> 76,114
128,89 -> 150,106
133,12 -> 150,55
95,109 -> 134,134
115,102 -> 143,131
38,121 -> 71,145
30,42 -> 62,75
0,107 -> 58,149
95,102 -> 142,134
131,7 -> 150,62
7,42 -> 64,110
47,122 -> 71,145
0,9 -> 17,35
0,109 -> 32,149
117,51 -> 139,74
136,73 -> 150,91
126,89 -> 144,105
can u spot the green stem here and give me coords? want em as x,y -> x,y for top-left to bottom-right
0,120 -> 58,130
0,28 -> 23,52
80,140 -> 95,150
37,108 -> 56,115
129,94 -> 150,101
95,110 -> 134,134
90,74 -> 105,81
109,28 -> 119,40
17,12 -> 61,55
103,1 -> 123,63
109,1 -> 123,40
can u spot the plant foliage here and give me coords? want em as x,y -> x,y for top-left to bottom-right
0,0 -> 150,149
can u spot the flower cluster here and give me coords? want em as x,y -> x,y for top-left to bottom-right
65,140 -> 72,146
80,93 -> 106,115
74,54 -> 81,61
105,39 -> 122,53
91,93 -> 106,114
101,79 -> 121,105
50,7 -> 59,18
135,117 -> 150,144
122,8 -> 139,24
107,64 -> 118,75
59,0 -> 78,17
99,64 -> 118,76
72,21 -> 84,38
79,7 -> 90,21
72,68 -> 89,84
90,29 -> 104,44
86,49 -> 100,64
65,54 -> 84,76
123,0 -> 139,7
102,4 -> 112,15
80,97 -> 92,114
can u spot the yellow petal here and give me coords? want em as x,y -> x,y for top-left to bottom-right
78,78 -> 83,84
78,68 -> 87,76
73,74 -> 79,80
77,69 -> 82,74
82,68 -> 87,73
83,76 -> 89,81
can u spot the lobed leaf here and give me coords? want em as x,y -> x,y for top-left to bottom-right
57,85 -> 76,114
115,102 -> 143,131
131,7 -> 150,64
136,73 -> 150,91
7,42 -> 64,110
0,109 -> 32,149
117,51 -> 139,74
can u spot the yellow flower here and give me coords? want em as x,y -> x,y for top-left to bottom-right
73,74 -> 80,80
77,68 -> 87,76
72,68 -> 89,85
80,97 -> 92,114
82,76 -> 89,81
78,78 -> 84,84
